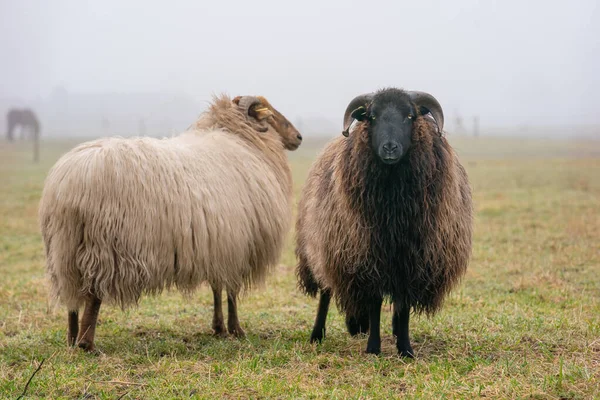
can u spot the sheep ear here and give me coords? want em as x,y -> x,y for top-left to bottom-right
249,104 -> 274,121
351,106 -> 368,121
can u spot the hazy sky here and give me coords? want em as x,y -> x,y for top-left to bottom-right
1,0 -> 598,128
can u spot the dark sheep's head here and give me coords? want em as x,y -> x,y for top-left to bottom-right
233,96 -> 303,151
342,88 -> 444,165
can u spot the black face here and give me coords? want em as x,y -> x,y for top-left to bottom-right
352,95 -> 416,165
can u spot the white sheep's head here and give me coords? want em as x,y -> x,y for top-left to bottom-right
232,96 -> 303,151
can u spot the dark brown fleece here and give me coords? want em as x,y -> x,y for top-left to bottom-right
295,117 -> 473,318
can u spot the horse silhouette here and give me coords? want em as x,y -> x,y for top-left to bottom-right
6,108 -> 41,162
6,108 -> 40,141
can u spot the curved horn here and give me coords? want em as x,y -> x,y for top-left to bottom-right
233,95 -> 261,112
342,93 -> 374,137
408,91 -> 444,133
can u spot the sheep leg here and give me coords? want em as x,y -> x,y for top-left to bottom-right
227,288 -> 245,338
365,298 -> 383,355
211,285 -> 228,337
345,312 -> 369,336
68,310 -> 79,347
77,295 -> 102,352
309,288 -> 331,343
393,302 -> 414,358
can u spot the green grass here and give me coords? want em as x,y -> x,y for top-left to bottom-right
1,135 -> 599,399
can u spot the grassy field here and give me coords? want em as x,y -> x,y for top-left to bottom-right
0,135 -> 599,399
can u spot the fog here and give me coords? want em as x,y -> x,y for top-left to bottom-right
1,0 -> 598,138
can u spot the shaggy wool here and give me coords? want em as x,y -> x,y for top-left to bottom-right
40,95 -> 293,311
295,116 -> 473,317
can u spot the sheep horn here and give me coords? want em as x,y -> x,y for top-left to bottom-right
407,91 -> 444,134
234,96 -> 262,112
342,93 -> 374,137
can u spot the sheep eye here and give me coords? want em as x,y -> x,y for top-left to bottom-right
369,114 -> 376,121
407,114 -> 414,120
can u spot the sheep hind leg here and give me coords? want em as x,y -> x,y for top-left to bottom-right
365,297 -> 383,355
77,294 -> 102,352
211,284 -> 228,337
68,310 -> 79,347
392,302 -> 414,358
309,288 -> 331,343
345,313 -> 369,336
227,288 -> 245,338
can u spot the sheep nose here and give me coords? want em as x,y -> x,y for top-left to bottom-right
383,142 -> 398,153
296,134 -> 303,141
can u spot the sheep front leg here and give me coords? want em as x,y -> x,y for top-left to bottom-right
68,310 -> 79,347
211,284 -> 227,337
365,297 -> 383,355
392,302 -> 414,358
310,288 -> 331,343
77,295 -> 101,352
227,288 -> 245,338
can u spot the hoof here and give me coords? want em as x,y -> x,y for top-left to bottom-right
365,345 -> 381,355
397,340 -> 414,358
213,330 -> 229,339
398,347 -> 414,359
399,350 -> 414,358
228,325 -> 246,338
213,322 -> 228,338
309,329 -> 325,344
78,340 -> 96,353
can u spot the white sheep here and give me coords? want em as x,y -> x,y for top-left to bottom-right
39,94 -> 302,351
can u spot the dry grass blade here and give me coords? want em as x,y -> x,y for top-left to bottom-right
96,381 -> 146,387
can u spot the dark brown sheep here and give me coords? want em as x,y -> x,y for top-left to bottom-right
295,88 -> 473,357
